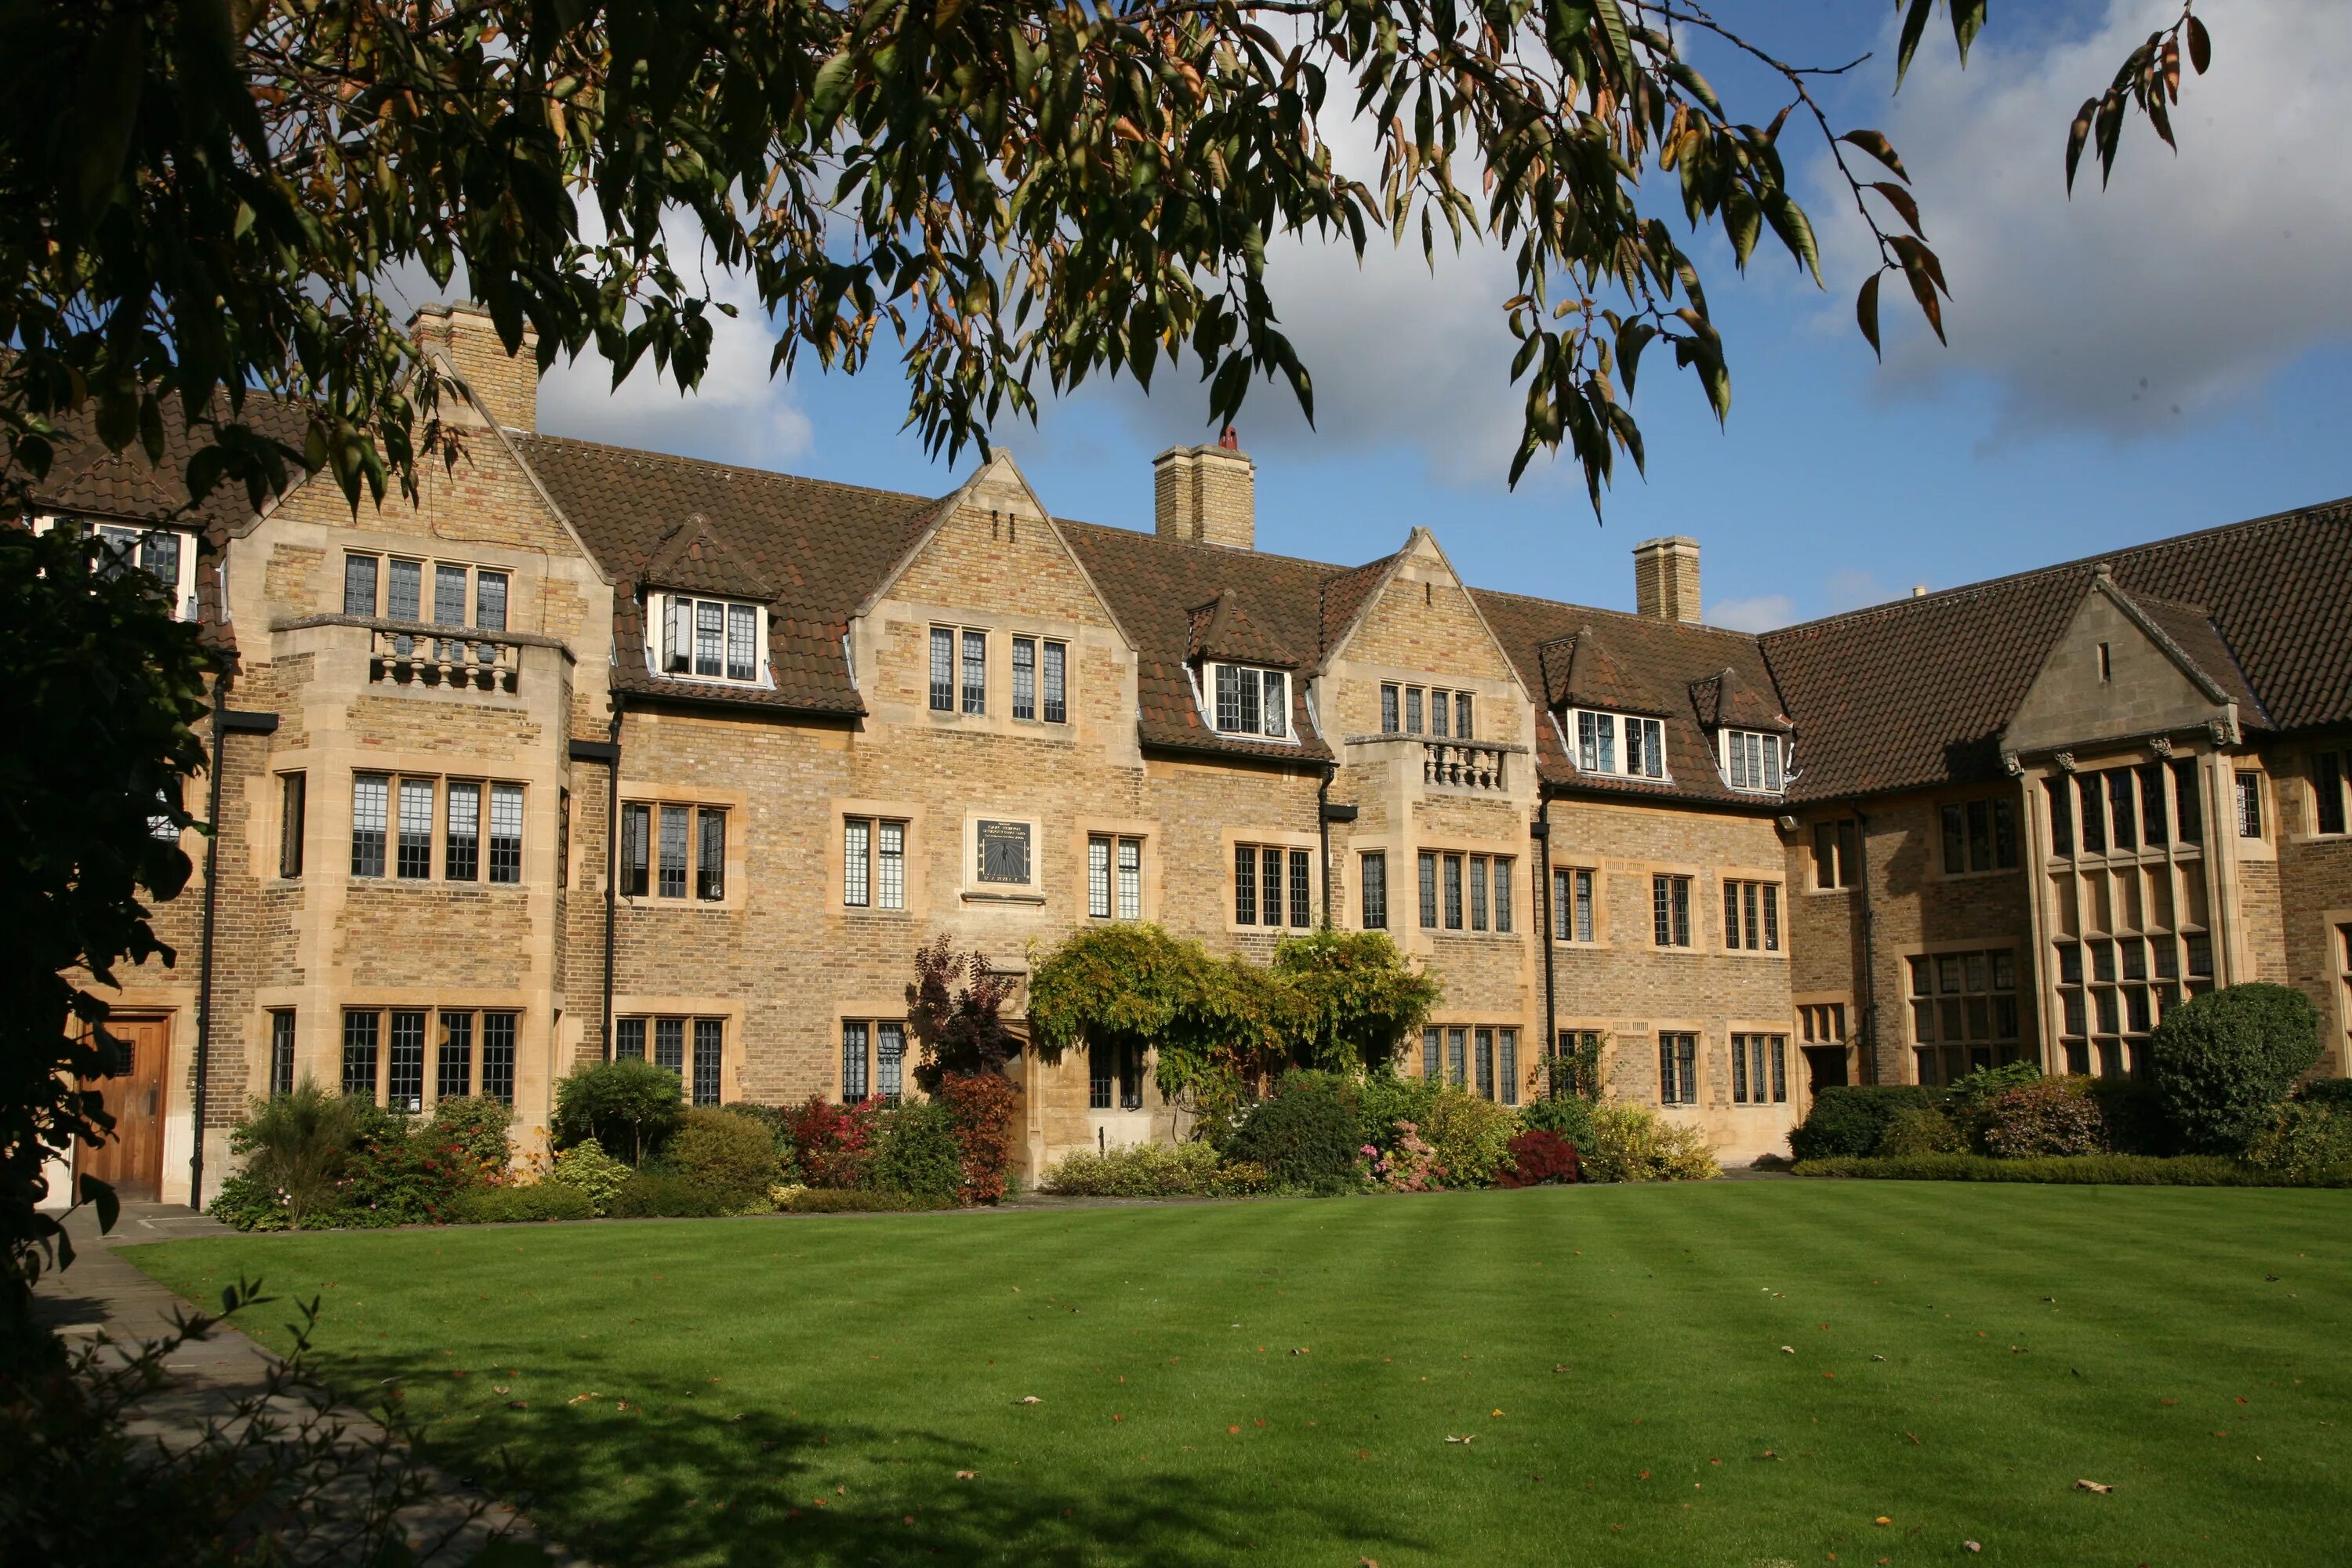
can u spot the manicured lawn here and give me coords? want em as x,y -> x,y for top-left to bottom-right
122,1184 -> 2350,1567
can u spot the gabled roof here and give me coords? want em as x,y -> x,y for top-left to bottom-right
1691,666 -> 1793,733
641,514 -> 775,602
2109,581 -> 2267,725
1187,586 -> 1300,669
1555,623 -> 1673,717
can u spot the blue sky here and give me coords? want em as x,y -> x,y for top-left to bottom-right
533,0 -> 2352,629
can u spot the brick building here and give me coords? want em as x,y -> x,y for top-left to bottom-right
34,306 -> 2352,1202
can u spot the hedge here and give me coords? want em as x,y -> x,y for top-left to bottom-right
1786,1085 -> 1940,1160
1793,1152 -> 2352,1186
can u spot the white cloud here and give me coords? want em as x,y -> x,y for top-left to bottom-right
1824,569 -> 1896,612
1816,0 -> 2352,438
1708,593 -> 1798,632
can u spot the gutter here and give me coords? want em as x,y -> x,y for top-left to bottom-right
190,700 -> 278,1210
1853,808 -> 1880,1086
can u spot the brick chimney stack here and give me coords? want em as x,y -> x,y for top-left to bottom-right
1153,432 -> 1255,550
409,302 -> 540,433
1633,535 -> 1701,622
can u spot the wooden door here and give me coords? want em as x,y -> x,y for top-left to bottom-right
78,1015 -> 171,1202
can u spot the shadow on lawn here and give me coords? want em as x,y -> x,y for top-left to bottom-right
323,1344 -> 1426,1568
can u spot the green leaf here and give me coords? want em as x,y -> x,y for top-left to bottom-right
1893,0 -> 1936,89
80,1173 -> 120,1235
1760,191 -> 1821,286
1951,0 -> 1988,64
1856,271 -> 1884,360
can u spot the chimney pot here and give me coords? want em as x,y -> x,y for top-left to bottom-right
1632,535 -> 1701,622
1153,438 -> 1255,550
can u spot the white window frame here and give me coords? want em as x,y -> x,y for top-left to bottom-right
1203,662 -> 1294,742
1719,728 -> 1786,793
648,590 -> 770,688
1571,709 -> 1669,781
37,514 -> 202,622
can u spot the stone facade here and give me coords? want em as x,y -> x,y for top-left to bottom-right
47,305 -> 2352,1203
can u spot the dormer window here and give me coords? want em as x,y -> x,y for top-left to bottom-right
1573,710 -> 1665,780
656,593 -> 764,684
1721,729 -> 1787,793
1210,663 -> 1289,739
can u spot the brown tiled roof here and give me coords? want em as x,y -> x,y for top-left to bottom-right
1187,586 -> 1301,669
1058,520 -> 1335,762
1691,667 -> 1793,733
1762,498 -> 2352,801
641,514 -> 775,602
20,390 -> 311,537
511,433 -> 946,715
1472,590 -> 1788,806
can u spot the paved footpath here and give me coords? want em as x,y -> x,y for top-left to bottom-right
29,1202 -> 587,1566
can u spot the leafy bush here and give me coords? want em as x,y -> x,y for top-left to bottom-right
2245,1102 -> 2352,1181
1519,1091 -> 1599,1151
1980,1076 -> 2109,1158
2295,1077 -> 2352,1110
541,1138 -> 633,1216
1794,1152 -> 2352,1186
2147,983 -> 2324,1153
330,1104 -> 482,1226
1877,1105 -> 1965,1156
423,1095 -> 516,1178
1227,1072 -> 1365,1192
1419,1091 -> 1519,1187
1363,1121 -> 1443,1192
218,1081 -> 361,1226
869,1100 -> 967,1200
1498,1128 -> 1583,1186
782,1095 -> 881,1189
940,1071 -> 1022,1204
608,1171 -> 731,1218
666,1105 -> 782,1210
1787,1085 -> 1939,1161
551,1058 -> 686,1164
1208,1160 -> 1273,1196
1582,1102 -> 1719,1182
1044,1141 -> 1226,1197
718,1102 -> 802,1184
2082,1076 -> 2171,1156
452,1182 -> 595,1223
778,1187 -> 959,1213
1358,1072 -> 1442,1152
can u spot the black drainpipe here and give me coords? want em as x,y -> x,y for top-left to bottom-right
1317,764 -> 1334,927
189,697 -> 279,1211
1853,808 -> 1880,1086
1534,794 -> 1555,1093
602,696 -> 624,1058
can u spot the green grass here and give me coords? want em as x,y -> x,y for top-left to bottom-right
121,1185 -> 2352,1567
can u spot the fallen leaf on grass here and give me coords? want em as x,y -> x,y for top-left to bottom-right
1552,1364 -> 1569,1373
1290,1347 -> 1310,1356
1871,1355 -> 1886,1362
1780,1345 -> 1795,1355
1874,1515 -> 1892,1526
2160,1399 -> 2179,1406
1018,1396 -> 1042,1405
492,1385 -> 509,1395
2074,1479 -> 2113,1494
1227,1425 -> 1241,1434
956,1471 -> 978,1481
1444,1436 -> 1475,1445
1904,1432 -> 1921,1446
1963,1543 -> 1980,1554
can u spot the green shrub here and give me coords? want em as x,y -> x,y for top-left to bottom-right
423,1095 -> 516,1177
2245,1102 -> 2352,1181
1519,1091 -> 1599,1152
1582,1102 -> 1719,1182
608,1171 -> 730,1218
1357,1071 -> 1442,1151
1793,1152 -> 2352,1186
551,1058 -> 686,1164
1980,1076 -> 2108,1158
1228,1072 -> 1365,1192
205,1171 -> 294,1232
869,1100 -> 967,1200
541,1138 -> 633,1216
1788,1085 -> 1939,1160
452,1182 -> 595,1223
1207,1160 -> 1272,1196
1877,1105 -> 1964,1156
666,1105 -> 782,1210
216,1081 -> 361,1227
1044,1141 -> 1227,1197
2292,1077 -> 2352,1110
2082,1076 -> 2171,1156
2147,983 -> 2323,1153
1419,1091 -> 1519,1187
717,1102 -> 801,1183
330,1103 -> 479,1225
779,1187 -> 958,1213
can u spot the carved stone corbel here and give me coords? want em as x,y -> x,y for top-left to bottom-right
2001,750 -> 2024,778
2053,750 -> 2078,774
2148,735 -> 2175,759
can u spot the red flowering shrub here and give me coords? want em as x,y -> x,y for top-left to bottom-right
782,1095 -> 881,1189
1981,1076 -> 2109,1158
1497,1128 -> 1584,1188
941,1071 -> 1021,1205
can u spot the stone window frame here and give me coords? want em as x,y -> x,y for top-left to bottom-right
351,771 -> 527,887
343,547 -> 511,633
339,1000 -> 526,1111
1224,827 -> 1317,935
2234,769 -> 2267,840
645,590 -> 770,688
1907,942 -> 2031,1087
614,996 -> 746,1106
619,790 -> 742,908
837,1014 -> 909,1105
1551,864 -> 1605,946
1085,832 -> 1145,920
1414,844 -> 1518,937
1718,728 -> 1786,794
1008,633 -> 1071,725
1936,795 -> 2022,879
1809,817 -> 1860,893
1719,876 -> 1783,956
1729,1030 -> 1791,1106
1650,873 -> 1694,949
1232,840 -> 1315,931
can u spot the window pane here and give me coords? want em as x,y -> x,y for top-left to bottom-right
1381,685 -> 1399,732
1088,836 -> 1111,918
2079,773 -> 2107,853
877,1022 -> 905,1103
659,804 -> 688,897
1043,641 -> 1066,724
1762,884 -> 1780,951
434,564 -> 469,626
397,779 -> 434,878
1941,804 -> 1966,873
1448,1029 -> 1467,1088
1090,1041 -> 1113,1108
1289,848 -> 1311,927
2047,777 -> 2074,855
695,599 -> 724,677
929,627 -> 954,710
1261,671 -> 1287,737
698,809 -> 725,901
842,1021 -> 869,1102
1443,855 -> 1463,931
617,1017 -> 646,1060
1234,843 -> 1257,925
279,773 -> 307,878
1116,838 -> 1141,920
1493,857 -> 1512,934
1469,856 -> 1488,931
1723,881 -> 1741,950
844,819 -> 869,906
1596,714 -> 1617,774
961,629 -> 986,714
1215,665 -> 1240,732
388,1011 -> 426,1112
622,802 -> 651,896
476,571 -> 508,632
2238,775 -> 2263,838
1456,692 -> 1473,739
1498,1029 -> 1516,1105
1474,1028 -> 1494,1099
1733,1034 -> 1751,1102
1653,875 -> 1671,947
343,554 -> 379,616
1012,637 -> 1036,720
438,1011 -> 474,1102
1362,851 -> 1387,931
1261,847 -> 1283,927
2173,759 -> 2203,843
445,781 -> 481,881
878,821 -> 906,909
488,783 -> 523,884
1969,798 -> 1993,871
727,603 -> 757,681
1406,688 -> 1424,734
654,1017 -> 685,1078
270,1011 -> 298,1098
342,1011 -> 379,1098
2109,769 -> 2137,851
1422,1027 -> 1440,1080
387,558 -> 422,621
662,595 -> 690,672
1238,669 -> 1261,734
481,1013 -> 516,1104
1575,869 -> 1594,942
1430,688 -> 1450,738
1418,851 -> 1438,929
693,1018 -> 724,1105
1764,734 -> 1784,791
